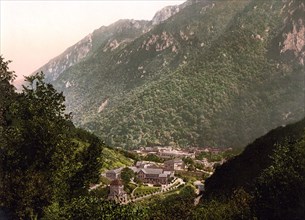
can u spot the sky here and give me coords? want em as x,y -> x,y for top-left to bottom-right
0,0 -> 184,82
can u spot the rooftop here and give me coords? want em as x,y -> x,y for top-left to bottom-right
140,168 -> 163,175
165,158 -> 184,163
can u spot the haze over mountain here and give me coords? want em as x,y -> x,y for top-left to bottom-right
34,0 -> 305,149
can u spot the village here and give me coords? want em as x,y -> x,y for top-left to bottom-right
93,146 -> 232,204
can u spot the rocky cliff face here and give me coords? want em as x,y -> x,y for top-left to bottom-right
280,1 -> 305,65
150,0 -> 203,26
151,5 -> 181,25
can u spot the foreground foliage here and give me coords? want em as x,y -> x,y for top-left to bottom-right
0,58 -> 146,219
200,119 -> 305,220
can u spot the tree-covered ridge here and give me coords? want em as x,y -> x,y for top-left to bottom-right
89,0 -> 305,149
199,118 -> 305,219
204,118 -> 305,198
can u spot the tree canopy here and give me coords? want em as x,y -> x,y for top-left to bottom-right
0,58 -> 104,219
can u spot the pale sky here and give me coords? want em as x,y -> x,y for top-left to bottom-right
0,0 -> 184,82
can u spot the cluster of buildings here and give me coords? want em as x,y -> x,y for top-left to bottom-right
134,146 -> 196,158
105,146 -> 228,202
133,146 -> 227,159
106,159 -> 184,185
106,159 -> 185,201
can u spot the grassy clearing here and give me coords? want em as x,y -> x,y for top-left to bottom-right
100,147 -> 133,173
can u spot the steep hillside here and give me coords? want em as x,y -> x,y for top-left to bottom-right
52,0 -> 239,124
38,0 -> 305,149
92,0 -> 305,149
100,147 -> 133,173
204,117 -> 305,198
54,0 -> 252,146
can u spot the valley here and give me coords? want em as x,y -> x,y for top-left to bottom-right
1,0 -> 305,219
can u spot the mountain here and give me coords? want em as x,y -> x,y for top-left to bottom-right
35,0 -> 305,149
151,5 -> 181,26
34,19 -> 151,82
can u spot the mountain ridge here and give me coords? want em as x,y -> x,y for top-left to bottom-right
33,19 -> 151,82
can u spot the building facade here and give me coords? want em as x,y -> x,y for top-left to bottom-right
137,168 -> 174,185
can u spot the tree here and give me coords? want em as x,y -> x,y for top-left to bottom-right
134,176 -> 143,186
43,195 -> 148,220
0,71 -> 103,219
0,57 -> 16,211
148,185 -> 197,220
192,188 -> 252,220
0,56 -> 15,126
253,140 -> 305,220
144,153 -> 164,163
121,167 -> 135,186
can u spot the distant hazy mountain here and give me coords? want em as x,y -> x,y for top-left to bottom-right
35,0 -> 305,149
33,19 -> 151,82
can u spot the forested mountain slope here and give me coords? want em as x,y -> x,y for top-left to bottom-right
37,0 -> 304,149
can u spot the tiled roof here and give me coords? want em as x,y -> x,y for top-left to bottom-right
140,168 -> 163,175
165,158 -> 184,164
